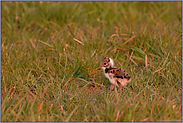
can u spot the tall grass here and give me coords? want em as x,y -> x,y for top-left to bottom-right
1,1 -> 182,122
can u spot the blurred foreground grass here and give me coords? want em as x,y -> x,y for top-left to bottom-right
1,1 -> 182,122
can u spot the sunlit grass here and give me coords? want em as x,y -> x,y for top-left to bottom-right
1,1 -> 182,122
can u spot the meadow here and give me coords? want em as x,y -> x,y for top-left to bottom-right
1,1 -> 182,122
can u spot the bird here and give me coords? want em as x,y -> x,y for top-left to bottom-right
97,57 -> 131,88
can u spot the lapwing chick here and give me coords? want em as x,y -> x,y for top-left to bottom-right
97,57 -> 131,87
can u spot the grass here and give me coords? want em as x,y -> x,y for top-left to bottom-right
1,1 -> 182,122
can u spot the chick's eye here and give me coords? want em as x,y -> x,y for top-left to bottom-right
104,63 -> 106,65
